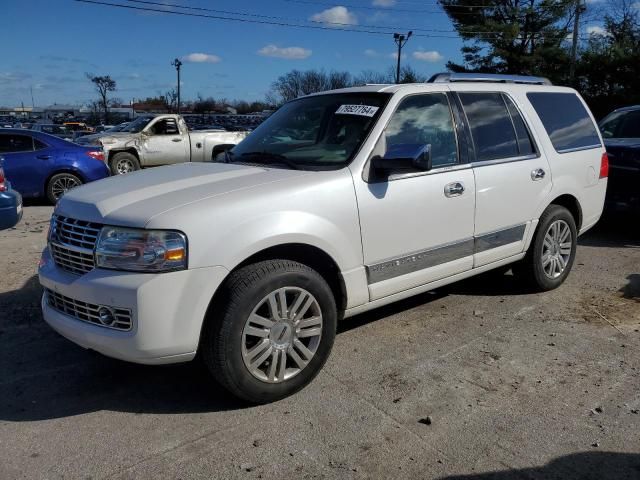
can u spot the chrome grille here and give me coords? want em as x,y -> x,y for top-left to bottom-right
49,215 -> 103,275
50,243 -> 95,275
51,215 -> 102,250
45,288 -> 132,331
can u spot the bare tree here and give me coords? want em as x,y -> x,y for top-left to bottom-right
268,69 -> 354,105
86,74 -> 116,123
165,88 -> 178,113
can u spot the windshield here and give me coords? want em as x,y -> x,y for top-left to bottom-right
228,93 -> 390,169
599,109 -> 640,139
124,116 -> 154,133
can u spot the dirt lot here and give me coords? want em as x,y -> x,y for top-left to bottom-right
0,206 -> 638,479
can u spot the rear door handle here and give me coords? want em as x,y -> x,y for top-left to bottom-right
172,138 -> 183,142
444,182 -> 465,197
36,155 -> 51,160
531,168 -> 545,181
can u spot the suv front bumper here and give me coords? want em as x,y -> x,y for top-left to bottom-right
38,247 -> 229,364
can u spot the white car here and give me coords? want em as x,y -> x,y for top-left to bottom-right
39,74 -> 608,403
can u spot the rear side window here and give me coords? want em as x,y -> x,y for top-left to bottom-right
527,92 -> 601,152
0,134 -> 34,153
458,92 -> 519,161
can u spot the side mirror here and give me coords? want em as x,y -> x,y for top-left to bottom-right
371,144 -> 432,173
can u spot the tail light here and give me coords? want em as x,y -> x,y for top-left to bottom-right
0,167 -> 6,192
599,152 -> 609,179
86,150 -> 105,162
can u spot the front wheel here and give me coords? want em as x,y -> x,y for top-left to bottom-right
110,152 -> 140,175
514,205 -> 577,291
202,260 -> 337,403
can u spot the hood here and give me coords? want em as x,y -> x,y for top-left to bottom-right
55,162 -> 309,226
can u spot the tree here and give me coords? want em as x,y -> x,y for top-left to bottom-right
165,88 -> 178,113
439,0 -> 575,82
267,69 -> 354,105
86,74 -> 116,123
576,0 -> 640,118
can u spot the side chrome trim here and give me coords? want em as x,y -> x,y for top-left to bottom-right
556,144 -> 602,154
366,238 -> 474,284
470,153 -> 539,168
366,223 -> 527,284
474,224 -> 527,253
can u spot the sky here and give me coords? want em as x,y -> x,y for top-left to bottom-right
0,0 -> 606,108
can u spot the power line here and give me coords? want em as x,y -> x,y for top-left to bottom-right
122,0 -> 514,34
75,0 -> 578,40
283,0 -> 575,14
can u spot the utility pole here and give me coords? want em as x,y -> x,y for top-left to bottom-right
569,0 -> 585,84
393,31 -> 412,84
171,58 -> 182,113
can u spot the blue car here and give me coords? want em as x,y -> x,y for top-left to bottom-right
0,160 -> 22,230
0,128 -> 110,204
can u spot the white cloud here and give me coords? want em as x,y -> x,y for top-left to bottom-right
412,50 -> 444,62
633,2 -> 640,9
181,53 -> 221,63
310,6 -> 357,27
257,44 -> 312,60
372,0 -> 396,6
364,49 -> 379,57
389,52 -> 407,60
586,25 -> 608,36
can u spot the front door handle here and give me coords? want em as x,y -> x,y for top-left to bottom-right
36,154 -> 51,160
531,168 -> 546,181
172,138 -> 183,142
444,182 -> 465,198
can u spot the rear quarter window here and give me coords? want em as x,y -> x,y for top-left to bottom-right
527,92 -> 601,152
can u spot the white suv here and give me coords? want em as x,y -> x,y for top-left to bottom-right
39,74 -> 608,403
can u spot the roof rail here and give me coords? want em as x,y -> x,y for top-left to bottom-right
427,72 -> 552,86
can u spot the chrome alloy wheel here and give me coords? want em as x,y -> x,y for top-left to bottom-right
116,158 -> 135,174
541,219 -> 572,279
241,287 -> 323,384
51,175 -> 81,200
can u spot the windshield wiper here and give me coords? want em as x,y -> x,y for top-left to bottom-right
238,151 -> 300,170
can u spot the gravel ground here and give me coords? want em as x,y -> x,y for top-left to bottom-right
0,206 -> 638,479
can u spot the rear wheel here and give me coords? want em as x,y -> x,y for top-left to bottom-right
110,152 -> 140,175
514,205 -> 577,291
201,260 -> 337,403
46,172 -> 83,204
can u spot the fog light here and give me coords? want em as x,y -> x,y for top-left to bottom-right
97,306 -> 116,327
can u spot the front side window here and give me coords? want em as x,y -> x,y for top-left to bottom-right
228,93 -> 390,170
459,92 -> 519,162
383,93 -> 458,168
125,116 -> 154,133
0,134 -> 34,153
600,109 -> 640,139
527,92 -> 601,152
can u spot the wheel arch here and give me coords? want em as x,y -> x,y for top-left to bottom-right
107,148 -> 139,162
548,193 -> 582,231
235,243 -> 347,312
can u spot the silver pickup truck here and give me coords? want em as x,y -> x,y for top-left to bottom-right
97,114 -> 248,175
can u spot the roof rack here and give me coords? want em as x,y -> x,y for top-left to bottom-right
427,72 -> 552,86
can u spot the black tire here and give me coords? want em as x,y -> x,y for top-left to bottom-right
109,152 -> 140,175
46,172 -> 83,204
201,260 -> 337,404
514,205 -> 578,291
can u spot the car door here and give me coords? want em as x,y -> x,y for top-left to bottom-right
354,92 -> 476,301
455,90 -> 552,267
0,133 -> 46,196
140,117 -> 189,166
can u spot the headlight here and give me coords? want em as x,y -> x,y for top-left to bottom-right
95,227 -> 187,272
